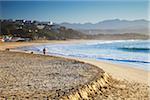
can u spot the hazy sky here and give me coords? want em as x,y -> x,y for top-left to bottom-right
0,0 -> 149,23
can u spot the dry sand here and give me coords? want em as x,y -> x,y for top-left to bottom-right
0,40 -> 150,99
0,51 -> 149,99
0,51 -> 104,99
72,58 -> 150,85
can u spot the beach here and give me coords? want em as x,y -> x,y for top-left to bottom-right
1,40 -> 149,84
1,0 -> 149,99
0,40 -> 150,99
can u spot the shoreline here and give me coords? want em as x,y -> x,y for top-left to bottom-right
1,39 -> 149,50
74,58 -> 150,84
0,40 -> 149,85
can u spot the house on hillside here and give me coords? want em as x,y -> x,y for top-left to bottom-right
0,36 -> 31,42
0,38 -> 4,42
2,36 -> 12,42
37,25 -> 45,29
15,20 -> 25,25
10,37 -> 31,42
2,19 -> 13,22
40,21 -> 53,26
24,20 -> 32,25
33,20 -> 40,25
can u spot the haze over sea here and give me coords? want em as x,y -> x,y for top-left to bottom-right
19,40 -> 150,70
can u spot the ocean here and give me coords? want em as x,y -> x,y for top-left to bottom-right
18,40 -> 150,70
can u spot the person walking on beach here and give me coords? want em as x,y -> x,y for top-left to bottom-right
43,48 -> 46,55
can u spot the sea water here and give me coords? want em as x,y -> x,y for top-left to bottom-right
19,40 -> 150,70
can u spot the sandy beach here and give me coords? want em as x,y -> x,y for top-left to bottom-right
0,40 -> 149,84
0,40 -> 150,99
1,0 -> 149,99
0,51 -> 104,99
73,58 -> 150,84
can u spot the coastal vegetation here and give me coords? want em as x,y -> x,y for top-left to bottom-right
0,19 -> 149,41
0,19 -> 86,41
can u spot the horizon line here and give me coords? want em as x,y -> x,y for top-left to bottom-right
0,18 -> 149,24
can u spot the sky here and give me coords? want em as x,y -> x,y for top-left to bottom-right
0,0 -> 149,23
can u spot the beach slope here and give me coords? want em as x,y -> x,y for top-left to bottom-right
0,51 -> 149,99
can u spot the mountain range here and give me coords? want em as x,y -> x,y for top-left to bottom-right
60,19 -> 149,34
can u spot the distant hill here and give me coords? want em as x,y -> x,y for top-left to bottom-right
87,33 -> 149,40
0,20 -> 87,40
60,19 -> 149,34
1,19 -> 149,41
